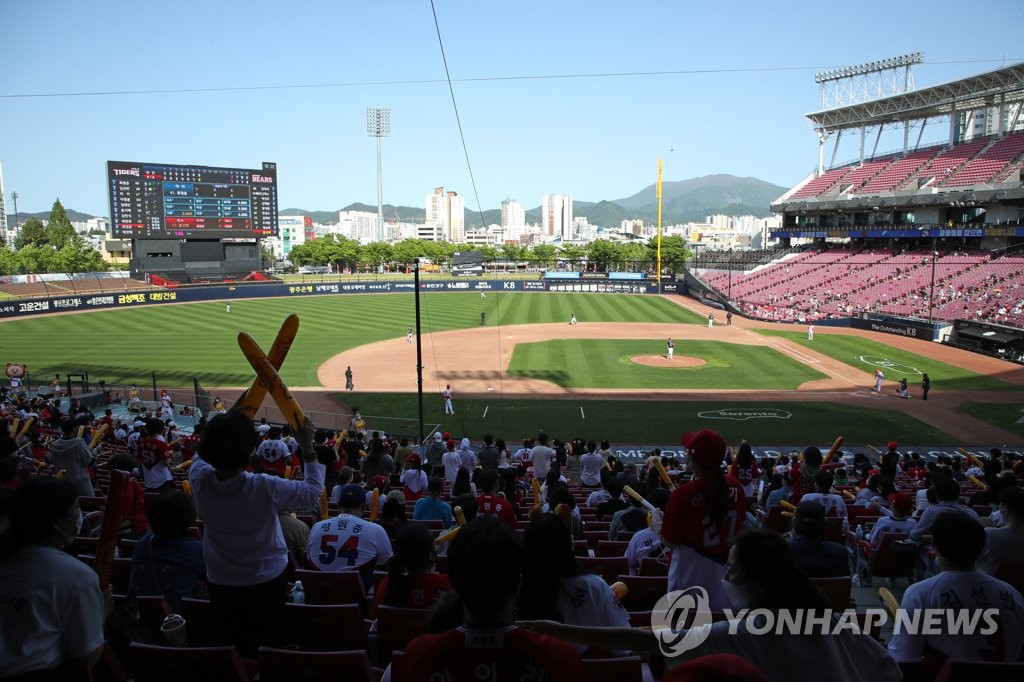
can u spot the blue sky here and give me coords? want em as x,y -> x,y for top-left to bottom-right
2,0 -> 1022,217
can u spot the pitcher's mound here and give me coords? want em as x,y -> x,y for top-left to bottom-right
631,355 -> 706,368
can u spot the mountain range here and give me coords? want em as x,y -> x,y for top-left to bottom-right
282,174 -> 788,229
5,174 -> 788,232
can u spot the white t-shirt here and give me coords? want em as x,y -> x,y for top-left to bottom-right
888,570 -> 1024,663
800,492 -> 848,519
401,469 -> 429,494
188,454 -> 325,585
586,489 -> 612,508
442,451 -> 462,483
307,513 -> 393,572
866,516 -> 917,549
671,617 -> 901,681
0,546 -> 105,677
626,528 -> 664,575
530,445 -> 556,480
580,453 -> 604,486
556,573 -> 631,653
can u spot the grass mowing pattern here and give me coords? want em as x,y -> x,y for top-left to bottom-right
508,339 -> 827,389
959,403 -> 1024,439
755,329 -> 1021,392
1,292 -> 703,386
339,393 -> 956,445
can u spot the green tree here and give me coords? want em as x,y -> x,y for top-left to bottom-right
52,236 -> 107,273
648,235 -> 690,275
586,239 -> 621,271
500,243 -> 528,265
558,244 -> 586,268
619,242 -> 649,272
392,238 -> 432,267
14,218 -> 47,249
46,199 -> 77,248
360,241 -> 393,269
530,244 -> 557,269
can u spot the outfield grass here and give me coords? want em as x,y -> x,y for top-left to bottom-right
959,403 -> 1024,439
755,329 -> 1021,392
1,292 -> 703,387
507,339 -> 827,389
340,393 -> 957,445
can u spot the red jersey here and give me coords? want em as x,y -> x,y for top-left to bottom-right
138,436 -> 169,470
476,494 -> 518,529
728,462 -> 760,494
370,572 -> 452,617
662,474 -> 745,561
396,626 -> 586,682
789,463 -> 818,503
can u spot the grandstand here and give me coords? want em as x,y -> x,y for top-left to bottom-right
692,59 -> 1024,357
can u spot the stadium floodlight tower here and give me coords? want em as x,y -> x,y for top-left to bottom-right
366,107 -> 391,243
812,53 -> 923,171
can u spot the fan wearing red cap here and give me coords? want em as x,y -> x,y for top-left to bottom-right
657,429 -> 746,611
865,492 -> 918,550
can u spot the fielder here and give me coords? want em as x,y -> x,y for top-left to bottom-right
443,385 -> 455,414
707,312 -> 714,328
407,326 -> 413,343
667,338 -> 674,360
569,312 -> 577,326
807,323 -> 814,340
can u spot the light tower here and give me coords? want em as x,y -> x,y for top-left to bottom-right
366,107 -> 391,243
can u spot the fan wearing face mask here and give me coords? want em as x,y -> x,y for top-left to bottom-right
521,529 -> 900,681
0,477 -> 108,678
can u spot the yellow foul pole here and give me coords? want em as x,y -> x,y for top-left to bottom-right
656,158 -> 663,286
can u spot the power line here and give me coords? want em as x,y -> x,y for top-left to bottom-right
1,58 -> 1018,100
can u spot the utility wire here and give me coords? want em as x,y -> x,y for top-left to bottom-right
2,58 -> 1018,99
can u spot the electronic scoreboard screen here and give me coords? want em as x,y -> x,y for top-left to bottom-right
107,160 -> 278,239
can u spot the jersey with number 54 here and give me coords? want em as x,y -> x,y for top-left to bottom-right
307,513 -> 393,572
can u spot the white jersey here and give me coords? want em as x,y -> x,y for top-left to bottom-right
888,570 -> 1024,664
800,492 -> 848,520
256,439 -> 291,465
442,451 -> 462,483
579,453 -> 604,486
626,527 -> 664,575
530,445 -> 555,480
555,573 -> 631,653
307,513 -> 393,572
866,516 -> 917,549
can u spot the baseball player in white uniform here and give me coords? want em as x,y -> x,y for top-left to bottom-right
807,323 -> 814,340
443,385 -> 455,415
873,369 -> 885,393
666,338 -> 674,359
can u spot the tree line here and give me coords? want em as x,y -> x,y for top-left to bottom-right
0,199 -> 108,275
286,234 -> 691,273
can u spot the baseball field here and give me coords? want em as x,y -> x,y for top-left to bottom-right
3,291 -> 1023,446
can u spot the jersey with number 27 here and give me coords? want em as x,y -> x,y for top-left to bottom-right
307,513 -> 393,572
662,475 -> 746,560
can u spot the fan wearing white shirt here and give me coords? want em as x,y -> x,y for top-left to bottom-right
799,470 -> 848,520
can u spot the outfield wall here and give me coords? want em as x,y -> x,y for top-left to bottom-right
0,278 -> 683,320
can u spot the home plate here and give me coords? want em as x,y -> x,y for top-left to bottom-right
488,387 -> 494,391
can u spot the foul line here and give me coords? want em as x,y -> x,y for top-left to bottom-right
580,406 -> 586,419
482,406 -> 489,418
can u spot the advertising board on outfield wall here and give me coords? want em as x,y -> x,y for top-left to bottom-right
0,278 -> 698,320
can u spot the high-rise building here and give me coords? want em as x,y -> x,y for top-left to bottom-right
425,187 -> 465,242
501,197 -> 525,228
0,163 -> 8,246
337,210 -> 379,243
542,194 -> 573,240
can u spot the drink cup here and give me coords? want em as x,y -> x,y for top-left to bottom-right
160,614 -> 187,647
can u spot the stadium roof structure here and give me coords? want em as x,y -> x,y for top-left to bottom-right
807,62 -> 1024,133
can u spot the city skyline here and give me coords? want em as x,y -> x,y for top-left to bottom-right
1,1 -> 1022,216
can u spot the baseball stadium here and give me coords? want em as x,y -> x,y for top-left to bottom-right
3,57 -> 1024,681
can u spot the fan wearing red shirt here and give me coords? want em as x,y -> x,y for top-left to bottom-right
659,429 -> 745,612
394,516 -> 585,682
370,524 -> 452,617
788,446 -> 823,504
728,442 -> 760,499
475,470 -> 518,529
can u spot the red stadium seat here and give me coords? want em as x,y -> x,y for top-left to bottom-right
127,643 -> 251,682
257,647 -> 376,682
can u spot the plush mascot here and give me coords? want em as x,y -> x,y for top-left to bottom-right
6,363 -> 27,392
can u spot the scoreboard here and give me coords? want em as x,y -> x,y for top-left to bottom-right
107,160 -> 278,239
